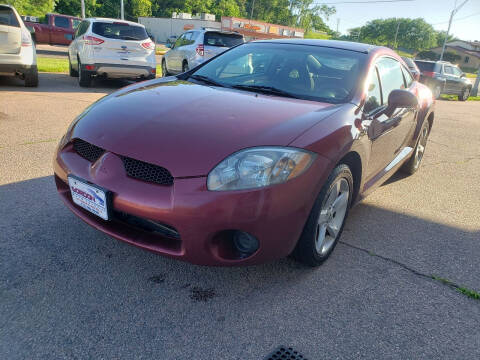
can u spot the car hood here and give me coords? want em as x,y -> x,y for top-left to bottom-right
71,79 -> 340,177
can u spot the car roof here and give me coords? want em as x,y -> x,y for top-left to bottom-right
252,39 -> 377,54
86,18 -> 144,26
415,59 -> 453,65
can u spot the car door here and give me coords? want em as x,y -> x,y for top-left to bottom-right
365,57 -> 417,179
51,16 -> 71,45
167,34 -> 185,73
178,32 -> 193,70
451,66 -> 466,93
443,65 -> 459,93
69,20 -> 86,67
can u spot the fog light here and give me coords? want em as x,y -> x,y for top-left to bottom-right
233,231 -> 259,257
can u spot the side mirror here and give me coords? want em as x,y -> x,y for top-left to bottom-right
461,73 -> 466,78
385,89 -> 418,116
165,43 -> 172,48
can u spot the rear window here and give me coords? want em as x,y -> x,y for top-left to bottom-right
204,32 -> 243,47
414,61 -> 435,72
92,22 -> 148,41
0,6 -> 20,27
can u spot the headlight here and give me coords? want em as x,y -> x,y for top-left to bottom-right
207,147 -> 316,191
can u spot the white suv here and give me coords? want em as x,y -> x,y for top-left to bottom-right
0,4 -> 38,87
68,18 -> 156,87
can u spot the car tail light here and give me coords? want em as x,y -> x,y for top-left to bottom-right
21,28 -> 32,47
141,41 -> 155,50
196,44 -> 204,56
85,65 -> 95,71
83,35 -> 104,45
423,71 -> 435,77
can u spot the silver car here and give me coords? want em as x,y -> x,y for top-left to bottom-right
162,29 -> 244,76
0,4 -> 38,87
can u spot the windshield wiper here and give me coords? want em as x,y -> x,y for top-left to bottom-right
189,74 -> 226,87
230,84 -> 300,99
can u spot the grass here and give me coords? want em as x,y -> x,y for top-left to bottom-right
304,31 -> 331,40
37,57 -> 69,73
465,72 -> 478,79
396,49 -> 414,58
432,276 -> 480,301
37,56 -> 163,77
440,94 -> 480,101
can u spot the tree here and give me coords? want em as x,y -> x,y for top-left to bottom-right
7,0 -> 55,17
55,0 -> 100,17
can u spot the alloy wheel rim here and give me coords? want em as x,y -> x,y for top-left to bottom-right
463,89 -> 469,100
414,126 -> 428,168
315,178 -> 350,255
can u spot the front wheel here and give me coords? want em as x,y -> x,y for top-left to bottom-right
292,164 -> 353,267
458,87 -> 470,101
433,84 -> 442,99
401,120 -> 429,175
182,61 -> 189,73
162,60 -> 169,77
69,57 -> 78,77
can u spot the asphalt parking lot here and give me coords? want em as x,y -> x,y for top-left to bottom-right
1,73 -> 479,359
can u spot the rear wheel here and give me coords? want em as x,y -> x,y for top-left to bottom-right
401,120 -> 429,175
24,68 -> 38,87
78,60 -> 92,87
458,87 -> 470,101
69,56 -> 78,77
182,61 -> 189,73
292,164 -> 353,267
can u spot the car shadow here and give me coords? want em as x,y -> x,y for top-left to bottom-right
0,72 -> 136,94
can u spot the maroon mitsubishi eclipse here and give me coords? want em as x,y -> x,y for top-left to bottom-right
54,39 -> 434,267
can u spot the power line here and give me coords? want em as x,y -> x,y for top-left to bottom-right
314,0 -> 414,4
432,11 -> 480,25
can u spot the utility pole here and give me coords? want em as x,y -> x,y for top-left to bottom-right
250,0 -> 255,20
393,21 -> 400,49
439,0 -> 469,61
81,0 -> 85,19
336,18 -> 340,33
120,0 -> 124,20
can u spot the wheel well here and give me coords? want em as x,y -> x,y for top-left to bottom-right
338,151 -> 362,204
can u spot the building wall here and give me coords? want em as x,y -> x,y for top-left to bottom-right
138,17 -> 221,43
430,46 -> 480,69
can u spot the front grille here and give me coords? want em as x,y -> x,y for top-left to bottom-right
73,138 -> 104,163
121,156 -> 174,186
113,211 -> 180,239
264,346 -> 308,360
72,138 -> 174,186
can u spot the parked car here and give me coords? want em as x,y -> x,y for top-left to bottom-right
401,56 -> 420,80
68,18 -> 156,87
162,29 -> 244,75
0,4 -> 38,86
414,59 -> 471,100
54,39 -> 434,267
24,13 -> 81,46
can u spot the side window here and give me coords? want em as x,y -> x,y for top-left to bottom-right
0,7 -> 20,27
452,67 -> 463,76
54,16 -> 70,29
75,21 -> 88,37
444,66 -> 454,75
401,66 -> 414,87
72,19 -> 81,29
376,57 -> 405,103
174,34 -> 184,48
183,32 -> 193,46
364,67 -> 383,113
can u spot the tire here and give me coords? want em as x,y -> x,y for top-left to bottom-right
292,164 -> 353,267
458,87 -> 470,101
433,84 -> 442,99
24,68 -> 38,87
69,57 -> 78,77
401,120 -> 430,175
78,60 -> 92,87
162,59 -> 169,77
182,61 -> 189,73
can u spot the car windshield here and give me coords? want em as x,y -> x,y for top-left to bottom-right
92,22 -> 148,41
190,43 -> 365,104
204,32 -> 244,47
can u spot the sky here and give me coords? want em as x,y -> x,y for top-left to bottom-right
324,0 -> 480,42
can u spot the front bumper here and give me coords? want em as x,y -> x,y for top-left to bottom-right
53,141 -> 330,266
82,63 -> 155,79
